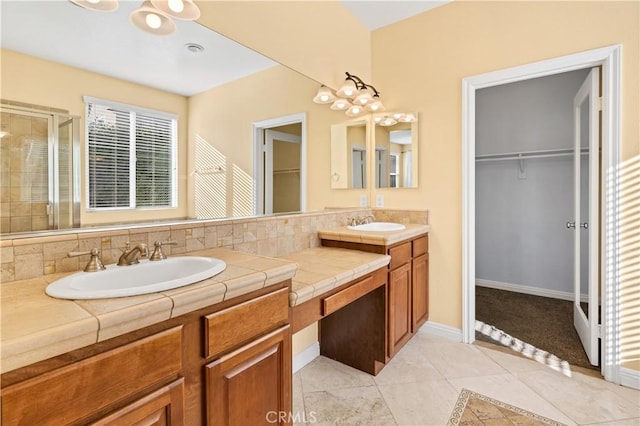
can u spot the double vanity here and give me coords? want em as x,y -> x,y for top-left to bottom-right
1,219 -> 429,425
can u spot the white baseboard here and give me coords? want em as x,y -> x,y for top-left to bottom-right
292,342 -> 320,373
620,367 -> 640,390
418,321 -> 463,342
476,279 -> 589,303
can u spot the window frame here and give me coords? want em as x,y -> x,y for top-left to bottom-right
83,96 -> 178,212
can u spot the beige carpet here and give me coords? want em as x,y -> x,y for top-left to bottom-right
447,389 -> 567,426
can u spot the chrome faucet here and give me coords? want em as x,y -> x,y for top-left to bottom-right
117,242 -> 148,266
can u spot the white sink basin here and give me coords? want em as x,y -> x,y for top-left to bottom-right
46,256 -> 226,300
347,222 -> 406,232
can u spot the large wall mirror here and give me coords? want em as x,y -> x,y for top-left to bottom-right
330,119 -> 369,189
0,1 -> 334,237
374,116 -> 418,188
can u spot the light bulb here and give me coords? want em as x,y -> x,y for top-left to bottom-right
168,0 -> 184,13
369,103 -> 380,111
352,106 -> 361,114
145,12 -> 162,29
87,0 -> 100,3
320,94 -> 330,102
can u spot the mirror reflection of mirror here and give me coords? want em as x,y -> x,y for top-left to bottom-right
374,115 -> 418,188
330,119 -> 368,189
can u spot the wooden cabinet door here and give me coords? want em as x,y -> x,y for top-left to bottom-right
388,262 -> 412,357
412,253 -> 429,331
205,325 -> 292,426
91,379 -> 184,426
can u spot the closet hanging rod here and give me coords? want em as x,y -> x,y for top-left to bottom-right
475,147 -> 589,162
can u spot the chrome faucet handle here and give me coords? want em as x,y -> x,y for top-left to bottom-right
347,217 -> 357,226
149,240 -> 178,261
68,248 -> 106,272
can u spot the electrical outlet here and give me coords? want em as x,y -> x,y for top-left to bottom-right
376,194 -> 384,207
359,194 -> 368,207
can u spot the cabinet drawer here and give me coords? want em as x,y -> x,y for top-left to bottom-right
91,378 -> 184,425
388,241 -> 411,269
204,287 -> 289,358
2,327 -> 183,426
413,236 -> 428,257
323,275 -> 381,316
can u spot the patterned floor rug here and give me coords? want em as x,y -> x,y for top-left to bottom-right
447,389 -> 567,426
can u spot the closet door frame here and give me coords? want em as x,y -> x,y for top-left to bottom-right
461,45 -> 622,384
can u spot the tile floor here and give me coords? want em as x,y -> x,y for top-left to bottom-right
293,329 -> 640,426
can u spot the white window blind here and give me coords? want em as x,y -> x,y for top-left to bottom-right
85,97 -> 176,210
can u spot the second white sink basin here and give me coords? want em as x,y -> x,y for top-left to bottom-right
46,256 -> 226,300
347,222 -> 406,232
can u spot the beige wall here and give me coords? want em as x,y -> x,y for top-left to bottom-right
0,49 -> 189,226
196,1 -> 371,89
187,65 -> 368,218
371,0 -> 639,365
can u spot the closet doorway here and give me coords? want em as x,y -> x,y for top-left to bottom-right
461,45 -> 622,383
253,113 -> 306,215
474,68 -> 600,369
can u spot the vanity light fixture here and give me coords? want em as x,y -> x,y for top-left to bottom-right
313,72 -> 385,117
373,112 -> 416,127
330,98 -> 350,111
130,1 -> 176,35
69,0 -> 201,36
150,0 -> 201,20
313,85 -> 336,104
70,0 -> 119,12
346,104 -> 365,117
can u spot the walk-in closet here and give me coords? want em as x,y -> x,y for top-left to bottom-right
474,68 -> 601,370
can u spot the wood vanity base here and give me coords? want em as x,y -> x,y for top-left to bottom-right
291,268 -> 387,375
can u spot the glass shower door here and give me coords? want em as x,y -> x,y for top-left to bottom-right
54,115 -> 80,229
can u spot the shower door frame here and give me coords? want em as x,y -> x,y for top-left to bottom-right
1,104 -> 81,231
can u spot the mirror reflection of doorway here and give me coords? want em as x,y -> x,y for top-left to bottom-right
266,127 -> 301,214
352,146 -> 366,189
253,113 -> 306,216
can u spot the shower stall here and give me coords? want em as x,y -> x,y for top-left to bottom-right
0,103 -> 80,233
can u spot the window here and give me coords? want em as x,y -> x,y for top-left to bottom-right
84,97 -> 177,210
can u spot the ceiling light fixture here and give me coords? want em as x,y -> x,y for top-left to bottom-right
69,0 -> 119,12
313,72 -> 385,118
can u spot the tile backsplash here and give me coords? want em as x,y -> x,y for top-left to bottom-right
0,208 -> 428,284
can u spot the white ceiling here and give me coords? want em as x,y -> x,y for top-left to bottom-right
1,1 -> 448,97
342,0 -> 450,31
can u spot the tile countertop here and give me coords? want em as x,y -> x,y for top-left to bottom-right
318,223 -> 431,246
0,248 -> 297,374
280,247 -> 391,307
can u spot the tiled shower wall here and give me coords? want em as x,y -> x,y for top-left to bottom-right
0,208 -> 428,283
0,111 -> 50,233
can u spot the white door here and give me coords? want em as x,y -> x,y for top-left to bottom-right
572,67 -> 600,366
